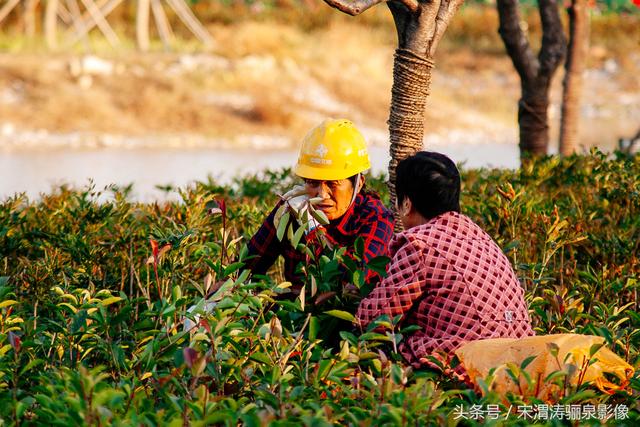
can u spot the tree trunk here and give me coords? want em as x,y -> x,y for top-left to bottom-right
323,0 -> 463,229
519,79 -> 552,156
385,3 -> 443,230
497,0 -> 566,160
387,48 -> 433,228
559,0 -> 589,156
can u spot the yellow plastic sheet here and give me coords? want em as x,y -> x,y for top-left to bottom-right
455,334 -> 634,401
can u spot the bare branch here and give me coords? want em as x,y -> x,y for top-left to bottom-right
0,0 -> 20,25
396,0 -> 419,13
323,0 -> 387,16
80,0 -> 120,47
538,0 -> 566,76
429,0 -> 464,56
166,0 -> 214,47
65,0 -> 123,46
497,0 -> 538,81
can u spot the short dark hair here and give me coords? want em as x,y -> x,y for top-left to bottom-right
395,151 -> 460,219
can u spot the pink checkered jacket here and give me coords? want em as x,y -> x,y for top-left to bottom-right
356,211 -> 534,368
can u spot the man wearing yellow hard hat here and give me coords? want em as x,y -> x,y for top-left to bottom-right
245,119 -> 395,296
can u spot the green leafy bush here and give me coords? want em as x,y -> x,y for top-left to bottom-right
0,150 -> 638,425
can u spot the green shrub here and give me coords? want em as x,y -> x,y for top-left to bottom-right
0,151 -> 638,424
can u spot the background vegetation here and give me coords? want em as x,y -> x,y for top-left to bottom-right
1,1 -> 638,59
0,150 -> 638,424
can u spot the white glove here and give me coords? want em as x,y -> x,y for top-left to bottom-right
288,194 -> 323,233
273,186 -> 329,236
183,300 -> 218,333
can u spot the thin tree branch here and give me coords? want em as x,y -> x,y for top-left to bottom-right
395,0 -> 419,13
136,0 -> 150,51
57,1 -> 74,24
538,0 -> 567,76
79,0 -> 120,47
151,0 -> 175,50
0,0 -> 20,25
497,0 -> 538,81
65,0 -> 122,46
45,0 -> 59,48
324,0 -> 398,16
166,0 -> 214,47
429,0 -> 464,56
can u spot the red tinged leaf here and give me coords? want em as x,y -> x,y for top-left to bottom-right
199,318 -> 212,335
8,331 -> 21,353
149,238 -> 161,296
634,0 -> 640,7
147,241 -> 171,266
183,347 -> 198,368
150,239 -> 159,259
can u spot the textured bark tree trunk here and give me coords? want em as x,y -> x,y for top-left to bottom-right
497,0 -> 566,160
323,0 -> 462,229
386,4 -> 434,229
387,50 -> 432,223
559,0 -> 589,156
519,79 -> 553,156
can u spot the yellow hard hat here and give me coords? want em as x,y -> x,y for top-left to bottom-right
294,119 -> 371,180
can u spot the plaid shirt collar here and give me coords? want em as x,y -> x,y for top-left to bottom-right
389,211 -> 455,252
326,193 -> 365,236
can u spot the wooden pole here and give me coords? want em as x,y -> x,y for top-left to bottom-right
79,0 -> 119,47
65,0 -> 122,46
24,0 -> 40,38
151,0 -> 175,50
45,0 -> 60,48
66,0 -> 91,49
0,0 -> 21,26
136,0 -> 150,51
166,0 -> 213,47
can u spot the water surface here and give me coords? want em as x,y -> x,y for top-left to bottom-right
4,142 -> 520,202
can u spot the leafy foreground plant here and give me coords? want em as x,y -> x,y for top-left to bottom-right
0,150 -> 639,425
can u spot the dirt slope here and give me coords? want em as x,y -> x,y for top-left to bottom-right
1,21 -> 638,152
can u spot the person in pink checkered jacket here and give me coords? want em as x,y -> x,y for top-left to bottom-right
356,151 -> 534,369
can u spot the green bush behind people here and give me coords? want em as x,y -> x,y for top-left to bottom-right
0,150 -> 638,425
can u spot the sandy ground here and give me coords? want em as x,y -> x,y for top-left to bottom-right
1,21 -> 639,153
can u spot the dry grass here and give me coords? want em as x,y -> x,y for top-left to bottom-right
0,5 -> 637,149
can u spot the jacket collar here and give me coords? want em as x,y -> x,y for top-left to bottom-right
328,193 -> 365,236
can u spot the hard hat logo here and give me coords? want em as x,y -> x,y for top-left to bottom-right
314,144 -> 329,157
310,157 -> 332,165
294,119 -> 371,181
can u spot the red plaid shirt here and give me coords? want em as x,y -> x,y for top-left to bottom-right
356,211 -> 534,368
246,192 -> 394,287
